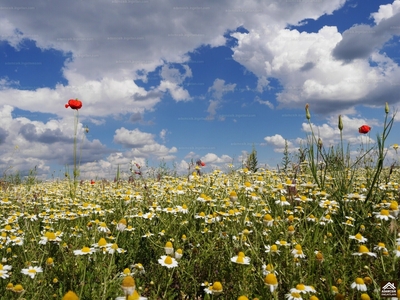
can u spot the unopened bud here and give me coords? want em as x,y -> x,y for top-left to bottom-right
317,138 -> 323,150
385,102 -> 389,114
338,115 -> 343,131
305,103 -> 311,120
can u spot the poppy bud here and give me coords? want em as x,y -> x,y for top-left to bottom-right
385,102 -> 389,114
338,115 -> 343,131
305,103 -> 311,120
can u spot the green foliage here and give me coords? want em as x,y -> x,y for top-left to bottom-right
246,145 -> 258,173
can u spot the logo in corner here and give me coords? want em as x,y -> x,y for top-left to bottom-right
380,281 -> 397,298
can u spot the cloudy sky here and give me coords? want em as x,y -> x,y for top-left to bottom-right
0,0 -> 400,179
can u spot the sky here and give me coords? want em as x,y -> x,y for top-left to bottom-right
0,0 -> 400,180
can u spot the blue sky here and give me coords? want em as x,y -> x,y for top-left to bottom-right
0,0 -> 400,179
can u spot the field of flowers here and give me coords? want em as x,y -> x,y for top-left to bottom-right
0,164 -> 399,300
0,101 -> 399,300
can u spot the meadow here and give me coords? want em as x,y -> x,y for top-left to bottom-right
0,103 -> 399,300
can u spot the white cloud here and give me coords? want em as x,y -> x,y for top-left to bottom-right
206,79 -> 236,119
371,0 -> 400,24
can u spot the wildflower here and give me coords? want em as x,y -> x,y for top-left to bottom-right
117,219 -> 127,231
275,240 -> 291,247
12,284 -> 24,293
374,242 -> 387,252
291,244 -> 306,258
98,222 -> 111,233
315,250 -> 324,263
351,278 -> 367,291
374,209 -> 395,220
349,233 -> 367,243
204,281 -> 223,295
121,276 -> 135,295
352,245 -> 377,257
21,266 -> 43,279
360,294 -> 370,300
65,99 -> 82,110
285,291 -> 303,299
395,245 -> 400,257
262,263 -> 277,276
238,296 -> 249,300
164,241 -> 174,255
229,191 -> 238,202
0,264 -> 12,279
231,252 -> 251,265
74,246 -> 96,255
290,284 -> 316,294
393,144 -> 399,151
264,273 -> 278,292
158,255 -> 178,268
62,291 -> 79,300
46,257 -> 54,267
358,125 -> 371,134
265,244 -> 281,255
276,195 -> 290,206
39,231 -> 63,245
107,243 -> 125,254
115,290 -> 148,299
175,249 -> 183,260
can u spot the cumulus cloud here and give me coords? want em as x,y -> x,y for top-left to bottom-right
231,23 -> 400,114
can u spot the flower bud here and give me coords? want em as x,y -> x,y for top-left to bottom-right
305,103 -> 311,120
338,115 -> 343,131
317,138 -> 323,150
385,102 -> 389,114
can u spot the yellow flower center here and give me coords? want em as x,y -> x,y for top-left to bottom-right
358,245 -> 369,253
212,281 -> 223,291
294,244 -> 302,251
164,256 -> 173,264
355,278 -> 364,284
81,247 -> 91,253
176,249 -> 183,254
28,269 -> 37,274
165,241 -> 173,248
264,273 -> 278,285
98,238 -> 107,247
122,276 -> 135,287
380,209 -> 389,216
291,292 -> 301,297
123,268 -> 131,275
264,214 -> 273,221
45,232 -> 56,240
355,233 -> 363,240
271,245 -> 278,251
236,256 -> 244,263
378,242 -> 385,247
266,264 -> 274,271
296,284 -> 305,290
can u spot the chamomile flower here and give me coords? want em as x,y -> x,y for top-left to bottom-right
265,244 -> 281,255
395,245 -> 400,257
164,241 -> 174,255
158,255 -> 178,268
349,233 -> 368,243
264,273 -> 278,292
74,246 -> 96,255
204,281 -> 223,295
230,252 -> 251,265
115,290 -> 148,300
352,245 -> 377,257
21,266 -> 43,279
290,284 -> 316,294
291,244 -> 306,258
374,242 -> 388,252
0,263 -> 11,279
62,291 -> 79,300
374,209 -> 395,220
350,277 -> 367,291
285,292 -> 303,300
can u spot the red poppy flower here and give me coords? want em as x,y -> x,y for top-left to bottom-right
201,161 -> 206,167
90,180 -> 95,185
65,99 -> 82,110
358,125 -> 371,134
